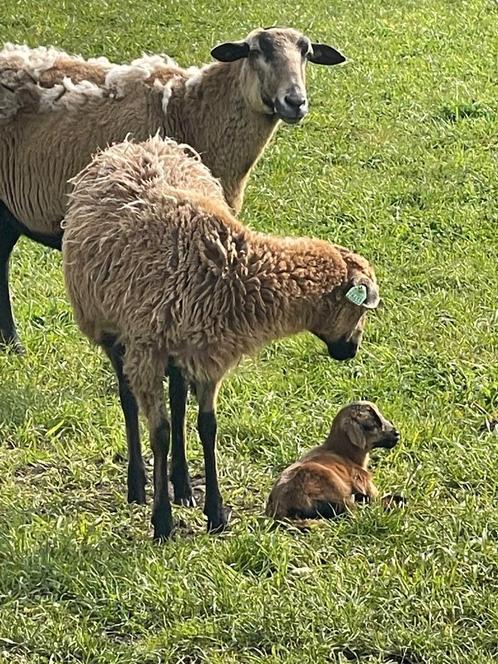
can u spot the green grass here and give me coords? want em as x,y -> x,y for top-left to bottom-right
1,0 -> 498,661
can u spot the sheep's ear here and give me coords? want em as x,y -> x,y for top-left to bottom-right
211,40 -> 250,62
345,278 -> 380,310
308,43 -> 346,66
348,419 -> 367,449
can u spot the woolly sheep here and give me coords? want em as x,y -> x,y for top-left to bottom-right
0,27 -> 345,351
62,136 -> 381,540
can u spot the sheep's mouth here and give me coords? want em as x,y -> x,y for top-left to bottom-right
261,95 -> 276,116
261,96 -> 305,123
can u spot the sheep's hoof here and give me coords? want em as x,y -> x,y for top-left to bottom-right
381,494 -> 406,510
127,467 -> 146,504
128,489 -> 147,505
152,509 -> 174,541
206,505 -> 232,534
353,492 -> 371,505
172,477 -> 196,507
0,337 -> 25,355
174,494 -> 196,508
127,480 -> 146,505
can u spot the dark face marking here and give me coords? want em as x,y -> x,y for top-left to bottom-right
257,33 -> 276,60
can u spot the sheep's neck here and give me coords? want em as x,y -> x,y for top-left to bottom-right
235,232 -> 345,342
323,427 -> 370,469
170,61 -> 279,213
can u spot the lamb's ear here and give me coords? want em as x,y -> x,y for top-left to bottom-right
308,43 -> 346,66
211,40 -> 250,62
345,277 -> 380,310
348,419 -> 367,449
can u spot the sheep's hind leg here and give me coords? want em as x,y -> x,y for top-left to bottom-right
101,335 -> 146,505
123,346 -> 173,540
168,362 -> 195,507
0,203 -> 23,353
195,380 -> 231,533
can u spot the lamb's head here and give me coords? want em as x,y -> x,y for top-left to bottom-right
210,27 -> 345,124
311,252 -> 380,361
331,401 -> 400,451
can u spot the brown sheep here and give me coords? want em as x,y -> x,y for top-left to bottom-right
0,28 -> 345,352
265,401 -> 402,521
62,136 -> 381,540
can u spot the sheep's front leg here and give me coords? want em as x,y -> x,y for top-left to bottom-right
168,363 -> 195,507
196,380 -> 231,533
0,206 -> 22,353
101,336 -> 146,504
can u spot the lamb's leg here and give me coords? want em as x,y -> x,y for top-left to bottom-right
168,362 -> 195,507
0,204 -> 22,353
195,380 -> 231,533
124,346 -> 173,540
101,335 -> 146,504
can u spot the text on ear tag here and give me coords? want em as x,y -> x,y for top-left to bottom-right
346,284 -> 367,306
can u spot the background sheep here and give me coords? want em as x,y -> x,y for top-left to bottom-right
0,27 -> 345,353
265,401 -> 401,521
62,136 -> 380,540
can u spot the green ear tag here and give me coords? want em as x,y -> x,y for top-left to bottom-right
346,284 -> 367,306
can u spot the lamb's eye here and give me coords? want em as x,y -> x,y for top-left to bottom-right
249,49 -> 262,58
362,421 -> 376,432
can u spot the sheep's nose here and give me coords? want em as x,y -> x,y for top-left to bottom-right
275,90 -> 308,123
284,91 -> 307,110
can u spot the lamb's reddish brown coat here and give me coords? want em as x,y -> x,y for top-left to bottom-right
266,401 -> 399,519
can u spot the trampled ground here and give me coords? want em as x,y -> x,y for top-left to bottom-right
0,0 -> 497,662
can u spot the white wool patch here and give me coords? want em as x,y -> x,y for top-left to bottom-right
160,77 -> 181,115
131,53 -> 177,68
0,43 -> 180,120
184,64 -> 211,91
104,64 -> 151,99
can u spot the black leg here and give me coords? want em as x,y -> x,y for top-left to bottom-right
196,381 -> 231,533
168,363 -> 195,507
150,417 -> 173,540
101,336 -> 146,505
0,205 -> 22,352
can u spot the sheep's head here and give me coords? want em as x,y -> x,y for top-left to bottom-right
210,27 -> 345,124
311,254 -> 380,361
330,401 -> 400,451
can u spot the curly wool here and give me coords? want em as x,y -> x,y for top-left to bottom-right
63,136 -> 377,385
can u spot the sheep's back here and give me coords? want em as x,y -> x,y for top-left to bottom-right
62,137 -> 227,346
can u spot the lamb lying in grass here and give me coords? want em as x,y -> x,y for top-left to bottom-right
266,401 -> 404,520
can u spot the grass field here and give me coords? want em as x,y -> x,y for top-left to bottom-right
1,0 -> 498,662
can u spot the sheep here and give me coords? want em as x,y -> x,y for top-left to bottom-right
62,136 -> 381,540
0,27 -> 345,352
265,401 -> 403,522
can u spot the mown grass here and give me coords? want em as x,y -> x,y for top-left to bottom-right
0,0 -> 497,662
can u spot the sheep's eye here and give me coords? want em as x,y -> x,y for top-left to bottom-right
249,48 -> 262,58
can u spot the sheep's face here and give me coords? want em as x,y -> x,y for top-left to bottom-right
311,274 -> 380,361
211,27 -> 345,123
334,401 -> 400,451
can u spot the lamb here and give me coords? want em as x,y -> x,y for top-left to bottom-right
0,27 -> 345,352
62,136 -> 381,540
265,401 -> 402,521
